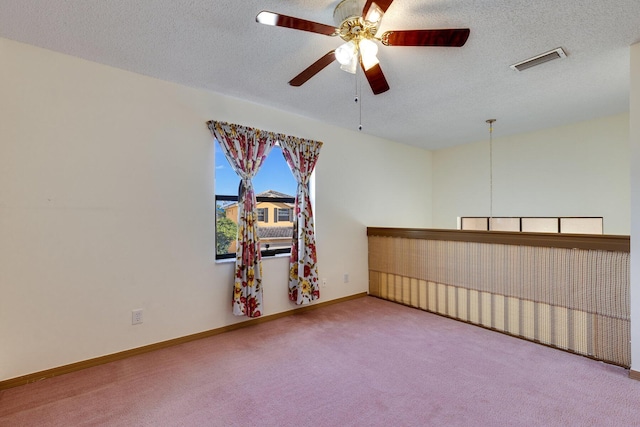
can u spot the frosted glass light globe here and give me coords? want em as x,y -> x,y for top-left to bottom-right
335,41 -> 357,65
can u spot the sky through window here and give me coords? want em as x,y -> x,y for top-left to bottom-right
214,142 -> 297,197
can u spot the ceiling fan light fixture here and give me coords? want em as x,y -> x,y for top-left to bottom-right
365,4 -> 383,23
340,56 -> 358,74
359,38 -> 378,57
335,41 -> 358,65
256,1 -> 470,95
359,38 -> 379,70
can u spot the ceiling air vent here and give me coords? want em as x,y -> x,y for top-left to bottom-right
510,47 -> 567,72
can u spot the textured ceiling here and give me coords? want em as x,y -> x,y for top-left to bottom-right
1,0 -> 639,149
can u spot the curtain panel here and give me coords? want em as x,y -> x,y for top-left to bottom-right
280,136 -> 323,305
207,121 -> 277,317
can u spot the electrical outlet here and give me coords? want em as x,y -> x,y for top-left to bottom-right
322,278 -> 327,288
132,309 -> 143,325
343,273 -> 349,283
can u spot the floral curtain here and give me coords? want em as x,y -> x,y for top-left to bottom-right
207,121 -> 277,317
279,136 -> 323,304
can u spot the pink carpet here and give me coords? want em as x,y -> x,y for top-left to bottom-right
2,296 -> 639,426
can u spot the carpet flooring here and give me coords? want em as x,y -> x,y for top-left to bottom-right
1,296 -> 639,426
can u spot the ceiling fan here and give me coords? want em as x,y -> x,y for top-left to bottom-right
256,0 -> 470,95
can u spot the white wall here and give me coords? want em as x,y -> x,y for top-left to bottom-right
0,37 -> 432,381
630,42 -> 640,373
432,114 -> 630,235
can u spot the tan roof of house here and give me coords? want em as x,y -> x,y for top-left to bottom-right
256,190 -> 294,199
258,226 -> 293,239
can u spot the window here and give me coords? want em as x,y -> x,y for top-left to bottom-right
459,217 -> 603,234
275,207 -> 293,222
559,217 -> 603,234
257,208 -> 268,222
214,141 -> 297,259
460,217 -> 488,231
489,217 -> 520,232
521,217 -> 558,233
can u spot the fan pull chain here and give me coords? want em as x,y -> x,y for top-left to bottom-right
355,66 -> 363,131
358,78 -> 363,131
354,63 -> 359,104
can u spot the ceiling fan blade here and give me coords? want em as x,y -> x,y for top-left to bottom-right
381,29 -> 470,47
289,51 -> 337,87
361,61 -> 390,95
362,0 -> 394,22
256,11 -> 337,36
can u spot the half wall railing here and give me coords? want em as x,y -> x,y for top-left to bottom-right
368,228 -> 631,367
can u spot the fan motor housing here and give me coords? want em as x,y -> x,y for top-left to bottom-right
333,0 -> 366,26
334,0 -> 379,42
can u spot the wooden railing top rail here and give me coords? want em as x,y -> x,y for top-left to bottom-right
367,227 -> 630,252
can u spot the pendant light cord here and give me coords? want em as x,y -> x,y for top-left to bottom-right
359,78 -> 363,131
486,119 -> 496,225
